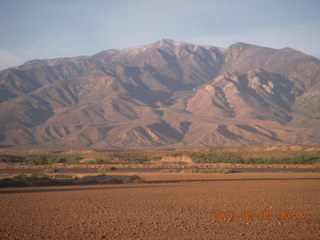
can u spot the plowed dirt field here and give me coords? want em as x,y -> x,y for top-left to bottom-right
0,172 -> 319,240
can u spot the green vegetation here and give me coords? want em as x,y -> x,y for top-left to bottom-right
0,155 -> 26,163
189,153 -> 242,163
98,167 -> 116,172
13,173 -> 29,181
176,161 -> 187,164
53,174 -> 73,179
0,173 -> 144,187
65,156 -> 83,164
109,150 -> 152,164
25,154 -> 83,165
30,173 -> 49,179
184,168 -> 232,174
43,166 -> 58,173
189,152 -> 320,164
129,158 -> 149,164
170,153 -> 183,157
84,159 -> 110,164
1,148 -> 319,166
149,156 -> 162,161
27,155 -> 54,165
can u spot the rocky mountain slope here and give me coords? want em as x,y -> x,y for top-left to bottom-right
0,39 -> 319,148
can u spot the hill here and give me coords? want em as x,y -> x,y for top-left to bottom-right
0,40 -> 319,148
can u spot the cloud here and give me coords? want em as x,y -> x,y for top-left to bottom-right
0,51 -> 25,70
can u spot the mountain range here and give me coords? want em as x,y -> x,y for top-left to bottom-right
0,39 -> 319,148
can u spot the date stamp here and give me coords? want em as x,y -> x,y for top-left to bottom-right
211,209 -> 308,220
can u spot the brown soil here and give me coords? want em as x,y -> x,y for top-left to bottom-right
0,172 -> 319,240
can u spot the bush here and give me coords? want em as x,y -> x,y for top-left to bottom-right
27,155 -> 49,165
56,157 -> 67,163
84,159 -> 109,164
189,152 -> 320,164
184,168 -> 232,174
43,166 -> 58,173
190,153 -> 243,164
27,154 -> 63,165
13,173 -> 29,181
53,174 -> 73,179
171,153 -> 182,157
27,155 -> 86,165
30,173 -> 49,180
0,155 -> 26,163
66,156 -> 83,164
0,173 -> 145,187
98,167 -> 116,173
0,178 -> 27,187
176,161 -> 187,164
288,153 -> 320,164
129,158 -> 149,164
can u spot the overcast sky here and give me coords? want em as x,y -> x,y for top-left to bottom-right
0,0 -> 319,70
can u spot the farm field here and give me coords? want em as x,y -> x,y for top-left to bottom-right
0,146 -> 319,239
0,171 -> 319,239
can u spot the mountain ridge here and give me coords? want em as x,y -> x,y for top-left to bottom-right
0,40 -> 319,148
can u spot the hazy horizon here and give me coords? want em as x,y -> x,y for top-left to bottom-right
1,0 -> 320,70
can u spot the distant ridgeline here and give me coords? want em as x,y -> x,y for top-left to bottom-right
0,40 -> 319,148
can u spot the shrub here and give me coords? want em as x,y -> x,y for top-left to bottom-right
130,158 -> 149,164
56,157 -> 67,163
27,155 -> 49,165
288,153 -> 320,164
98,167 -> 116,172
0,178 -> 26,187
176,161 -> 187,164
189,152 -> 320,164
53,174 -> 73,179
0,155 -> 26,163
190,153 -> 243,164
30,173 -> 49,180
0,173 -> 145,187
184,168 -> 232,174
171,153 -> 182,157
43,166 -> 58,173
13,173 -> 29,181
84,159 -> 109,164
66,156 -> 83,164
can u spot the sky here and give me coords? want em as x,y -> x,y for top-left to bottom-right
0,0 -> 320,70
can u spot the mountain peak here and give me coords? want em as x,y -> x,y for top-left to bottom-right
158,39 -> 175,44
153,39 -> 190,49
0,40 -> 319,148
